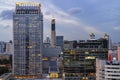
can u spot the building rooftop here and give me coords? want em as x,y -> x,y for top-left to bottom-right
106,58 -> 120,65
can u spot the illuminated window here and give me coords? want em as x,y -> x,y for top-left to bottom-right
85,56 -> 95,59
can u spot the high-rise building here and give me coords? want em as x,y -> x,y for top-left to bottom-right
51,19 -> 56,47
13,2 -> 43,76
56,36 -> 64,49
63,36 -> 108,80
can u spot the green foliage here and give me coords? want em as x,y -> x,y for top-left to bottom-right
0,67 -> 9,75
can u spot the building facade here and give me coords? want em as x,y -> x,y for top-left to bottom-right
13,2 -> 43,76
51,19 -> 56,47
96,58 -> 120,80
63,37 -> 108,80
56,36 -> 64,49
0,41 -> 6,53
96,58 -> 106,80
105,61 -> 120,80
6,41 -> 13,54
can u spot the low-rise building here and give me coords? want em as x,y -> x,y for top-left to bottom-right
96,58 -> 120,80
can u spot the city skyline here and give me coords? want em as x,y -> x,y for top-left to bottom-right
0,0 -> 120,42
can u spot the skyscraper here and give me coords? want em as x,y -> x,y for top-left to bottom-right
51,19 -> 56,47
13,2 -> 43,76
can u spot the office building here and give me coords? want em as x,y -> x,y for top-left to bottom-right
44,35 -> 51,48
13,2 -> 43,77
96,45 -> 120,80
56,36 -> 64,50
63,34 -> 108,80
96,58 -> 106,80
0,41 -> 13,54
51,19 -> 56,47
0,41 -> 6,53
105,58 -> 120,80
96,58 -> 120,80
45,35 -> 51,44
5,41 -> 13,54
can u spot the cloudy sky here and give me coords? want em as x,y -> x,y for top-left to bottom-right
0,0 -> 120,42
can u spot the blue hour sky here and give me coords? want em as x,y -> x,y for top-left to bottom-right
0,0 -> 120,42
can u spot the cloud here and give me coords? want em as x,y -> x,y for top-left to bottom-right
113,27 -> 120,30
84,26 -> 103,35
0,9 -> 13,20
44,11 -> 51,15
68,7 -> 82,15
3,25 -> 10,29
42,2 -> 104,40
0,0 -> 105,41
42,2 -> 80,26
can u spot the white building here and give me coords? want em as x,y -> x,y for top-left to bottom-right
105,58 -> 120,80
96,58 -> 106,80
6,42 -> 13,54
96,58 -> 120,80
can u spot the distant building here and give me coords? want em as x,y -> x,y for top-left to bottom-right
5,41 -> 13,54
0,41 -> 13,54
63,35 -> 108,80
44,35 -> 51,48
64,40 -> 76,49
108,49 -> 117,61
45,35 -> 51,44
0,41 -> 6,53
13,2 -> 43,76
56,36 -> 64,49
51,19 -> 56,47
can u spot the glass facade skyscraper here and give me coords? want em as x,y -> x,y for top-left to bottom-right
13,2 -> 43,76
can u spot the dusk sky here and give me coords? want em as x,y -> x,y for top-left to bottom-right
0,0 -> 120,42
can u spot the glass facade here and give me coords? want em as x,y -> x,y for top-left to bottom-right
56,36 -> 64,49
13,2 -> 43,76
